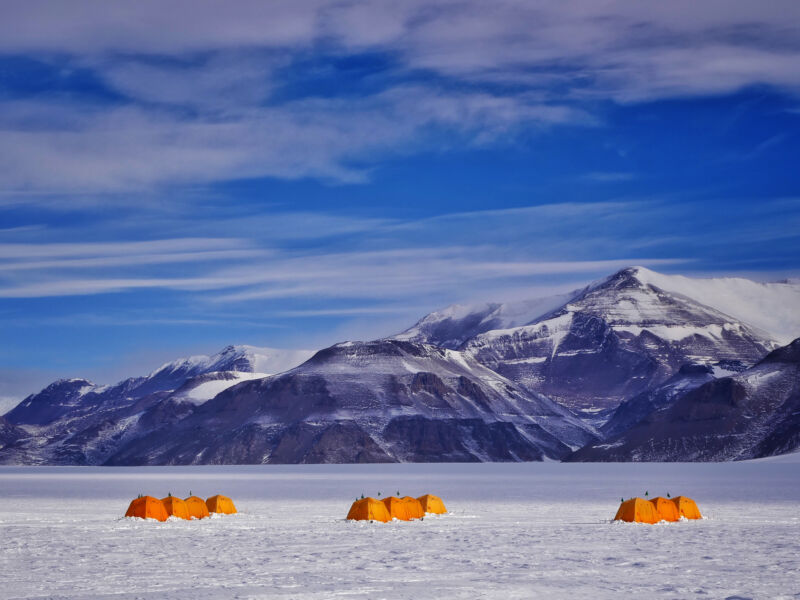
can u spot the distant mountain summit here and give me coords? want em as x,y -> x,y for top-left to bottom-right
0,344 -> 313,465
459,267 -> 777,416
394,291 -> 577,349
6,378 -> 96,426
400,267 -> 800,349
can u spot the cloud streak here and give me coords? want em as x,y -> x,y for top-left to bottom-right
0,1 -> 798,194
0,88 -> 588,193
0,202 -> 697,300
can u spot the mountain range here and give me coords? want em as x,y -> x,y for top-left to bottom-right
2,266 -> 799,464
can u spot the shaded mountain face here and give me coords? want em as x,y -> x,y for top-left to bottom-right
0,416 -> 25,450
459,268 -> 775,416
6,378 -> 97,426
105,340 -> 598,466
4,266 -> 797,466
600,363 -> 717,440
4,345 -> 312,428
567,338 -> 800,462
0,345 -> 312,465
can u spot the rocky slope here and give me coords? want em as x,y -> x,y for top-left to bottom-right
0,345 -> 312,465
459,267 -> 777,417
568,338 -> 800,461
105,340 -> 598,465
394,291 -> 576,349
4,266 -> 798,465
0,416 -> 25,450
599,363 -> 718,440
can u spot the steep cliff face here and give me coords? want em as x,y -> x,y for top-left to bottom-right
4,266 -> 798,465
0,345 -> 311,465
105,340 -> 597,465
568,338 -> 800,462
460,267 -> 774,416
0,416 -> 25,450
599,363 -> 718,440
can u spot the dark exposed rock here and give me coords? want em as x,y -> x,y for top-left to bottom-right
461,267 -> 773,417
567,337 -> 800,462
102,339 -> 596,465
600,363 -> 716,439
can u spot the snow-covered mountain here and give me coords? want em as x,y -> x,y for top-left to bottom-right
104,340 -> 598,465
0,416 -> 24,450
0,345 -> 313,465
599,363 -> 718,440
622,269 -> 800,345
568,337 -> 800,461
459,267 -> 777,417
5,345 -> 313,427
394,291 -> 577,349
3,266 -> 798,465
400,267 -> 800,350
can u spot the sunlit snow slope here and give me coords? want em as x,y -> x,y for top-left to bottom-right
460,267 -> 778,414
104,340 -> 598,465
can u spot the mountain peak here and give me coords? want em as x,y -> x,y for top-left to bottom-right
759,337 -> 800,365
601,265 -> 658,289
5,378 -> 97,425
150,344 -> 314,379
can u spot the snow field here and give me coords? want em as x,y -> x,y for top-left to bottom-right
0,461 -> 798,599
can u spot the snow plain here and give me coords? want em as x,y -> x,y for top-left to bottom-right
1,459 -> 798,599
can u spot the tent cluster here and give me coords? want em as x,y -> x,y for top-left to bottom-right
124,493 -> 237,521
614,495 -> 702,524
347,494 -> 447,522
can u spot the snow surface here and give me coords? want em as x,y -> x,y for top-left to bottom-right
630,266 -> 800,344
176,372 -> 268,404
1,462 -> 797,599
394,292 -> 576,345
151,345 -> 314,379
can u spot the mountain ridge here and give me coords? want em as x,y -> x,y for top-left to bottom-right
568,337 -> 800,462
458,267 -> 779,416
3,266 -> 799,465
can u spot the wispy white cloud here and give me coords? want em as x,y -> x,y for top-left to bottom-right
0,254 -> 686,299
2,197 -> 797,302
0,203 -> 678,300
0,1 -> 798,194
0,88 -> 588,192
0,237 -> 250,259
0,249 -> 266,272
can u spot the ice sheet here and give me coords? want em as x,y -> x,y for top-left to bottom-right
0,462 -> 798,599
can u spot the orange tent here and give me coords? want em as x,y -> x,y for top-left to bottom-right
402,496 -> 425,520
206,494 -> 237,514
417,494 -> 447,515
382,496 -> 413,521
185,495 -> 210,519
161,496 -> 190,520
125,496 -> 168,521
649,497 -> 680,522
346,497 -> 391,522
613,498 -> 659,524
671,496 -> 702,520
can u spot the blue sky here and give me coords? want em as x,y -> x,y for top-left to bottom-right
1,1 -> 799,404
